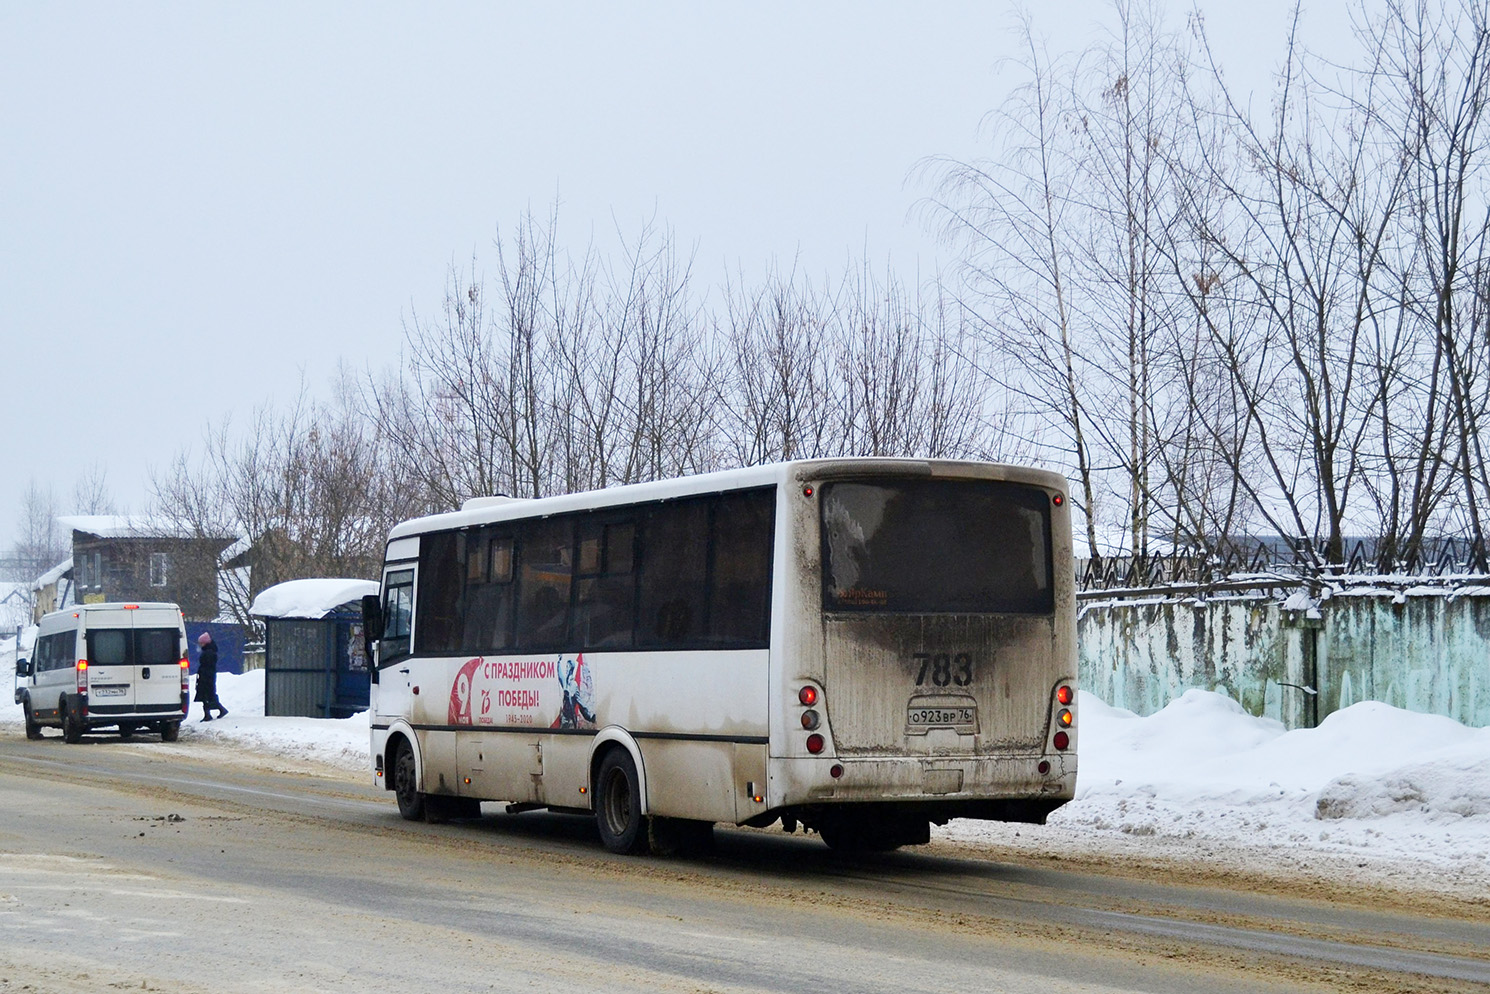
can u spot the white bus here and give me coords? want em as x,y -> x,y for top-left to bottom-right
365,458 -> 1077,854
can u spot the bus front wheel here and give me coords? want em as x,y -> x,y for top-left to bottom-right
393,745 -> 426,822
595,749 -> 647,855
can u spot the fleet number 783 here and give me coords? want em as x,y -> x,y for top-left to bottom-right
913,652 -> 974,687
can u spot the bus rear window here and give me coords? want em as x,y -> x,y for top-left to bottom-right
821,479 -> 1053,614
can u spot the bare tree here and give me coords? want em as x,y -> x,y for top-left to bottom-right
8,480 -> 67,580
921,13 -> 1106,559
71,463 -> 116,516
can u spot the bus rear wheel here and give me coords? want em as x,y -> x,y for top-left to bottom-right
393,745 -> 426,822
595,749 -> 647,855
160,721 -> 180,742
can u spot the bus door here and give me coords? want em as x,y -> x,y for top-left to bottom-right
374,567 -> 416,722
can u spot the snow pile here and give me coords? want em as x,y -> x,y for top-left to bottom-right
938,689 -> 1490,890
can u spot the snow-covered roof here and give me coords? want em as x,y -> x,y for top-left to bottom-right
249,578 -> 379,620
57,514 -> 238,541
32,557 -> 72,591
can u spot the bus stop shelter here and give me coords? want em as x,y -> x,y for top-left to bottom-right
249,578 -> 378,718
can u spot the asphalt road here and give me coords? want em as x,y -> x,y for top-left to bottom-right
1,734 -> 1487,994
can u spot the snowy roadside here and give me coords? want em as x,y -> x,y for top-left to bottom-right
940,691 -> 1490,905
3,635 -> 1487,903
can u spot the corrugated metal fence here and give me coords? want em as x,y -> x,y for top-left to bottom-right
1077,577 -> 1490,729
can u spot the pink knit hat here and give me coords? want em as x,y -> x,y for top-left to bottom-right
197,632 -> 212,646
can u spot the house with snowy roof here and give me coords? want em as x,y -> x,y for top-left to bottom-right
30,557 -> 75,621
58,515 -> 239,623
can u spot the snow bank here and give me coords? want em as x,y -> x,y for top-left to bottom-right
940,689 -> 1490,893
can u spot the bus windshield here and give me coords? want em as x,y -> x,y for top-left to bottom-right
821,479 -> 1053,614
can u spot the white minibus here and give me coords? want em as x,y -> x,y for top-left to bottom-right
15,603 -> 189,742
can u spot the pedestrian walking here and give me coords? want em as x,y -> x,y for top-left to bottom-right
195,631 -> 228,721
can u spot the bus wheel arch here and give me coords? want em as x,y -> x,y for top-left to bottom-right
588,729 -> 649,815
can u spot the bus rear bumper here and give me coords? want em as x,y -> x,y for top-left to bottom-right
767,753 -> 1076,810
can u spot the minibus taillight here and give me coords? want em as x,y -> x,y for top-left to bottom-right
806,733 -> 825,754
1057,685 -> 1074,706
76,660 -> 88,694
1053,731 -> 1070,751
798,685 -> 818,706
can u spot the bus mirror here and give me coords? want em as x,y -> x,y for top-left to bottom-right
16,658 -> 30,677
361,594 -> 382,662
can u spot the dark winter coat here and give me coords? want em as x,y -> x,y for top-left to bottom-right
194,640 -> 220,703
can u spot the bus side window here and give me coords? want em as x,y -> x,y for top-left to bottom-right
638,501 -> 708,647
516,518 -> 573,650
417,533 -> 461,654
463,531 -> 513,653
707,489 -> 774,646
573,519 -> 635,648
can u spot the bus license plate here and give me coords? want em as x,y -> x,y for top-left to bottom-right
906,705 -> 976,732
93,685 -> 128,697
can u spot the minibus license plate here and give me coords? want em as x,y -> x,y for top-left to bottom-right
94,685 -> 128,697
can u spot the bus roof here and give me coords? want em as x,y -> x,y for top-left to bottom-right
387,458 -> 1069,541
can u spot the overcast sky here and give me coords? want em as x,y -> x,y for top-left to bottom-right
0,1 -> 1351,555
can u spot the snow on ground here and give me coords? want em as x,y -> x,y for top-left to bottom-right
937,690 -> 1490,899
2,637 -> 1487,897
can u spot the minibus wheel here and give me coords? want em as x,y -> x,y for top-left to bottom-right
22,703 -> 42,740
62,702 -> 84,744
160,721 -> 180,742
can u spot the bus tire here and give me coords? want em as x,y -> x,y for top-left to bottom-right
119,723 -> 135,739
23,703 -> 42,740
393,745 -> 427,822
160,721 -> 180,743
595,749 -> 647,855
62,701 -> 84,744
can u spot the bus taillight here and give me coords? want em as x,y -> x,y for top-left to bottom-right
1057,709 -> 1073,727
1053,731 -> 1070,751
1057,685 -> 1074,706
76,660 -> 88,694
798,685 -> 818,706
806,733 -> 825,754
800,709 -> 820,730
